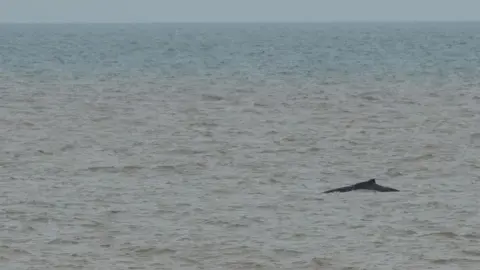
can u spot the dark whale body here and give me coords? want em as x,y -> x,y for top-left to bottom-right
324,179 -> 399,193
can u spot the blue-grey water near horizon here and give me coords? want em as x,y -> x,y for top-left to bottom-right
2,22 -> 480,269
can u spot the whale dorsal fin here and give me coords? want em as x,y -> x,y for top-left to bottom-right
367,179 -> 376,184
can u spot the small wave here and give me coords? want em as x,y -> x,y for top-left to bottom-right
361,95 -> 381,101
201,94 -> 224,101
423,231 -> 458,239
48,239 -> 80,245
265,130 -> 278,135
134,247 -> 176,257
87,166 -> 118,173
222,260 -> 268,269
188,120 -> 218,127
29,216 -> 52,223
273,248 -> 302,256
462,233 -> 480,239
36,150 -> 53,155
24,200 -> 55,207
4,247 -> 33,256
422,231 -> 480,240
253,102 -> 269,107
168,148 -> 206,155
90,116 -> 111,122
211,187 -> 235,195
122,165 -> 144,171
401,153 -> 434,162
153,165 -> 176,171
241,108 -> 262,114
430,258 -> 480,265
470,133 -> 480,146
462,249 -> 480,256
259,149 -> 278,153
385,167 -> 404,177
60,144 -> 75,151
86,165 -> 143,173
78,220 -> 104,228
310,257 -> 338,270
107,209 -> 125,214
235,88 -> 256,93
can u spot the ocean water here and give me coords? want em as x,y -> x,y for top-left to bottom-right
1,22 -> 480,270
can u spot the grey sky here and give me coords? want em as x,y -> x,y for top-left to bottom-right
1,0 -> 479,23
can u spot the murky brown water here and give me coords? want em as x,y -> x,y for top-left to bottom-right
2,74 -> 480,269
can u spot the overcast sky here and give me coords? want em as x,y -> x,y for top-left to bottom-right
1,0 -> 479,23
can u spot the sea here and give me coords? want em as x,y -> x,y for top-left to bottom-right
1,22 -> 480,270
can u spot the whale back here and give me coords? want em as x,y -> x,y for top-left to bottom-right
323,178 -> 398,193
356,179 -> 376,188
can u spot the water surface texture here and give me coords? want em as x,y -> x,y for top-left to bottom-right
2,22 -> 480,270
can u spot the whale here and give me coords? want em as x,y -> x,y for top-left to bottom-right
323,179 -> 399,193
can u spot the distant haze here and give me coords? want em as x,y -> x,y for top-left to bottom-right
1,0 -> 480,23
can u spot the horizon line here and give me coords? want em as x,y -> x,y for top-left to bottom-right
1,20 -> 480,24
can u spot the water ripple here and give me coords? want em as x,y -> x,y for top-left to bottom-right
2,22 -> 480,270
